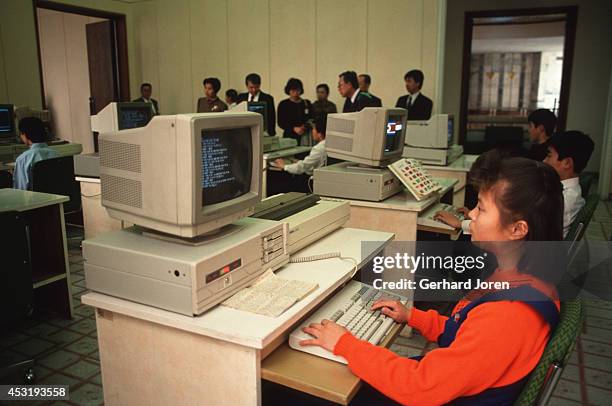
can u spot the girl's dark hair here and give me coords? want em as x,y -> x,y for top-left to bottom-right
470,155 -> 565,283
470,155 -> 564,242
284,78 -> 304,95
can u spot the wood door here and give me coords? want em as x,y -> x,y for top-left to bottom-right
86,20 -> 118,115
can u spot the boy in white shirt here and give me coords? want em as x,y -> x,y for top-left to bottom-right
435,132 -> 594,238
274,115 -> 327,176
543,130 -> 594,237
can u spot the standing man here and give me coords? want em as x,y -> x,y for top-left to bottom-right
358,74 -> 382,107
238,73 -> 276,135
133,83 -> 159,115
527,109 -> 557,161
338,71 -> 374,113
395,70 -> 433,120
197,78 -> 228,113
311,84 -> 337,119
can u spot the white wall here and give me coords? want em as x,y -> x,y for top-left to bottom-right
132,0 -> 444,128
0,0 -> 141,109
37,9 -> 106,153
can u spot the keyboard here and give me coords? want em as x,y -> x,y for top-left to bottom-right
289,281 -> 406,364
418,202 -> 465,230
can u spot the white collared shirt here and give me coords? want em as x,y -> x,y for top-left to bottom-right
350,89 -> 359,104
562,177 -> 584,238
249,92 -> 260,102
284,140 -> 327,176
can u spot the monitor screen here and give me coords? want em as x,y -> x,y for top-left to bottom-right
0,104 -> 14,135
248,102 -> 268,132
201,128 -> 252,206
385,115 -> 404,153
118,105 -> 153,130
447,117 -> 454,146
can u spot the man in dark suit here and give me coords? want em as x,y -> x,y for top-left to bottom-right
237,73 -> 276,135
338,71 -> 375,113
132,83 -> 160,115
395,70 -> 433,120
358,74 -> 382,107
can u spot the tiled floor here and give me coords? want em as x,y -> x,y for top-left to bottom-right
0,230 -> 102,406
1,199 -> 611,406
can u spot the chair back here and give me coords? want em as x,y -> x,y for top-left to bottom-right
31,156 -> 81,213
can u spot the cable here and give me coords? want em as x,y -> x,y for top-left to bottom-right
290,252 -> 359,278
307,175 -> 314,193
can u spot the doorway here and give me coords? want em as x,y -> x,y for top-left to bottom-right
34,0 -> 130,153
458,7 -> 578,153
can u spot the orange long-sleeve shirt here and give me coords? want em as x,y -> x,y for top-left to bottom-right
333,270 -> 559,406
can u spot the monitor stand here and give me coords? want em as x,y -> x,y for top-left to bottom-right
141,223 -> 246,247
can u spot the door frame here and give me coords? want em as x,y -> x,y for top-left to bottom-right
458,6 -> 578,145
33,0 -> 130,109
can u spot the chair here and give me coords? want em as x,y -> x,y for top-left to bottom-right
31,155 -> 81,215
0,211 -> 36,384
0,170 -> 12,188
514,297 -> 584,406
564,193 -> 600,250
578,172 -> 597,198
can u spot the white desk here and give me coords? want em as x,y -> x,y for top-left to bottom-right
82,227 -> 393,405
423,154 -> 478,207
322,177 -> 458,240
76,176 -> 131,239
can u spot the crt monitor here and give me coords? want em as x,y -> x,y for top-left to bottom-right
99,111 -> 263,237
325,107 -> 407,167
91,102 -> 154,135
117,103 -> 154,130
247,102 -> 268,133
404,114 -> 454,149
229,102 -> 269,134
0,104 -> 15,137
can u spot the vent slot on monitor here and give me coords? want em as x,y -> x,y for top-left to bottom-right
100,140 -> 142,173
327,117 -> 355,134
326,135 -> 353,152
101,174 -> 143,208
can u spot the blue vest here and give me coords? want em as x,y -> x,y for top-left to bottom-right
413,285 -> 559,406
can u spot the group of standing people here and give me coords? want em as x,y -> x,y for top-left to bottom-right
187,69 -> 434,145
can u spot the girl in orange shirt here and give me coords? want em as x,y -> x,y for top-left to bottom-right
300,156 -> 564,406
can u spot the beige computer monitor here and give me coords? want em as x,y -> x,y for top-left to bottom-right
325,107 -> 407,167
99,112 -> 263,237
404,114 -> 454,149
91,102 -> 154,134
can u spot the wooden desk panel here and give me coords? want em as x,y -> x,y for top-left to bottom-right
261,324 -> 405,405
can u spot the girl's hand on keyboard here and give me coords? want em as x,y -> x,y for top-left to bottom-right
371,300 -> 410,323
300,319 -> 348,352
433,211 -> 461,228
